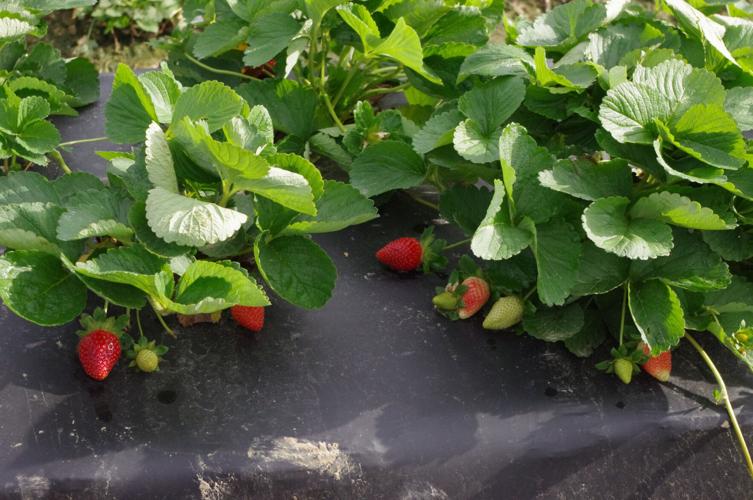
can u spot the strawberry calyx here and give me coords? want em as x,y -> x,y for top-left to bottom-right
596,344 -> 644,385
77,307 -> 129,340
126,335 -> 168,373
419,227 -> 448,273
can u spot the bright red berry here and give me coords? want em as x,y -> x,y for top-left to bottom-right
78,330 -> 121,381
457,277 -> 490,319
231,306 -> 265,332
376,237 -> 423,272
640,342 -> 671,382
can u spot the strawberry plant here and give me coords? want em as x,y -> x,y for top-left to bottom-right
354,0 -> 753,479
0,63 -> 378,379
163,0 -> 504,153
0,1 -> 100,171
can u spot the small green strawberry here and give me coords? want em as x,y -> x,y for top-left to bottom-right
126,336 -> 168,373
483,296 -> 525,330
136,349 -> 159,373
596,344 -> 643,385
614,358 -> 634,384
432,291 -> 458,310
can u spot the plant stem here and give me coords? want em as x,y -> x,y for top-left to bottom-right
323,93 -> 346,133
50,150 -> 72,174
185,54 -> 257,81
332,63 -> 360,108
523,286 -> 537,302
362,82 -> 410,97
619,284 -> 628,346
407,192 -> 439,211
444,238 -> 471,251
151,304 -> 176,339
685,332 -> 753,480
103,300 -> 109,315
370,65 -> 400,75
59,136 -> 108,147
136,309 -> 144,338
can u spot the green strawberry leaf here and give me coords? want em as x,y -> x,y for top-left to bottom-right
563,310 -> 607,357
629,191 -> 730,230
725,87 -> 753,132
523,218 -> 582,306
237,79 -> 324,140
582,196 -> 674,260
284,180 -> 378,234
458,77 -> 526,136
349,140 -> 426,197
171,80 -> 244,133
539,158 -> 633,201
138,65 -> 183,124
471,181 -> 533,260
254,234 -> 336,309
193,0 -> 248,59
571,241 -> 629,296
105,63 -> 158,143
413,109 -> 464,155
599,59 -> 726,145
309,132 -> 352,169
171,117 -> 270,186
458,44 -> 533,83
453,119 -> 502,164
523,302 -> 585,342
0,171 -> 59,204
517,0 -> 607,52
0,202 -> 71,256
662,107 -> 747,171
702,229 -> 753,262
629,229 -> 731,292
628,279 -> 686,355
223,105 -> 275,154
665,0 -> 740,68
56,189 -> 133,242
145,122 -> 179,193
533,47 -> 597,93
243,13 -> 300,67
75,244 -> 172,299
0,250 -> 87,326
165,260 -> 269,314
128,201 -> 194,257
233,167 -> 316,215
439,184 -> 493,236
145,188 -> 248,247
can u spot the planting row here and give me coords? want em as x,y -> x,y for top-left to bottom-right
1,0 -> 753,479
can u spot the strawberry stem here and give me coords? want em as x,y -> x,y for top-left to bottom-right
443,238 -> 471,251
619,285 -> 627,346
150,304 -> 176,339
184,53 -> 258,81
523,286 -> 537,302
49,150 -> 72,175
686,332 -> 753,480
58,136 -> 108,148
136,309 -> 144,338
407,192 -> 439,211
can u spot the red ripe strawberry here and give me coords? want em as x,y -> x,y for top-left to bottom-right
376,237 -> 423,272
640,342 -> 671,382
78,330 -> 121,381
231,306 -> 265,332
76,308 -> 128,381
457,277 -> 490,319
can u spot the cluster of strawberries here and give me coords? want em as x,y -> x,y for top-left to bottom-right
77,305 -> 265,381
376,236 -> 671,383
